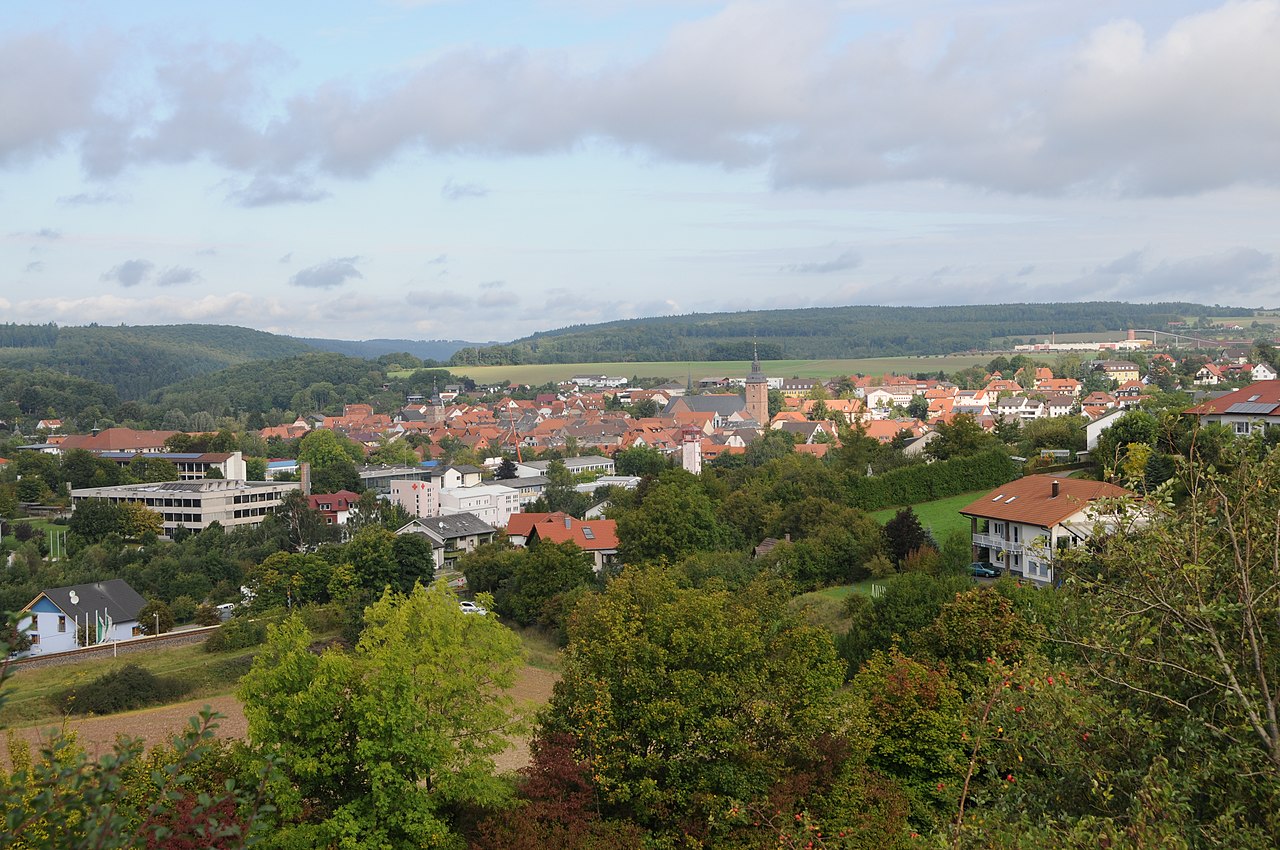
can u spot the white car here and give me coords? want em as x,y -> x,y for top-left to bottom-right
458,601 -> 488,616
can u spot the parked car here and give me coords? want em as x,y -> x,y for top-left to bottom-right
459,600 -> 488,616
969,561 -> 1001,578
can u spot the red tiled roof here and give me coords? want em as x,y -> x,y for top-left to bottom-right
959,475 -> 1132,528
1185,380 -> 1280,415
528,516 -> 619,551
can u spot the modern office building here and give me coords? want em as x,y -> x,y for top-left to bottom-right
71,479 -> 299,538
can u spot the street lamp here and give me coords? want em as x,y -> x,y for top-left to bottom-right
154,612 -> 160,636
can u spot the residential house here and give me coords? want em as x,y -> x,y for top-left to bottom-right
438,464 -> 484,489
1184,381 -> 1280,437
1094,361 -> 1141,384
1253,363 -> 1278,381
507,512 -> 620,571
959,475 -> 1134,585
308,489 -> 361,525
395,512 -> 496,569
1194,363 -> 1224,385
19,579 -> 148,654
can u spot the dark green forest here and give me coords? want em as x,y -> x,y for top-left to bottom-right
0,324 -> 315,399
449,301 -> 1253,364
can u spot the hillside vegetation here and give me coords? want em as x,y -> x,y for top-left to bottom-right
449,301 -> 1252,365
0,324 -> 315,398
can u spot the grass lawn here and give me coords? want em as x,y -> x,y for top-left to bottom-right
398,354 -> 995,386
0,640 -> 260,727
512,625 -> 562,673
790,578 -> 894,633
870,489 -> 988,541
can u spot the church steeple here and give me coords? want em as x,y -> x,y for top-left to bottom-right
744,341 -> 768,426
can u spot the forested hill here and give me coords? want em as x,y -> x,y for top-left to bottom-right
0,324 -> 316,399
295,336 -> 487,362
450,301 -> 1252,365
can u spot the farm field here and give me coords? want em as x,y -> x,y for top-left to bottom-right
870,489 -> 989,541
412,355 -> 996,386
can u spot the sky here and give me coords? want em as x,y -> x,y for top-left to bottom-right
2,0 -> 1278,343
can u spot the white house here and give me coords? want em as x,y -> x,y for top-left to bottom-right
1185,381 -> 1280,437
1252,363 -> 1278,381
19,579 -> 148,654
959,475 -> 1134,585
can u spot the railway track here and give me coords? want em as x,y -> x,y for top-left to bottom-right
5,626 -> 221,672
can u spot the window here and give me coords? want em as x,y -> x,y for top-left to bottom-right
30,615 -> 38,630
58,615 -> 66,633
582,527 -> 595,540
1235,421 -> 1251,435
1013,526 -> 1020,543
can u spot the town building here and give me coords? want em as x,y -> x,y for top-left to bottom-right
19,579 -> 148,654
95,450 -> 248,481
744,349 -> 769,427
505,512 -> 620,571
1184,381 -> 1280,436
389,478 -> 442,518
308,490 -> 361,525
439,482 -> 520,528
70,479 -> 299,538
395,513 -> 496,570
959,475 -> 1134,586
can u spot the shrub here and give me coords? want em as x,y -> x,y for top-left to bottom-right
170,595 -> 197,624
203,618 -> 267,653
53,664 -> 190,716
193,603 -> 222,626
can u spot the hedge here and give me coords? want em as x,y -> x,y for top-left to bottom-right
844,448 -> 1018,512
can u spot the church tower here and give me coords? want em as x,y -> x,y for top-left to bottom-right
745,344 -> 769,427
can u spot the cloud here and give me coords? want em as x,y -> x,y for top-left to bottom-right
426,254 -> 447,265
4,3 -> 1280,200
478,279 -> 504,289
441,178 -> 488,200
155,266 -> 203,286
34,227 -> 61,240
1016,265 -> 1035,277
195,247 -> 218,256
100,258 -> 154,287
290,256 -> 363,288
782,249 -> 861,274
227,173 -> 331,207
278,252 -> 293,263
24,261 -> 44,273
57,190 -> 128,206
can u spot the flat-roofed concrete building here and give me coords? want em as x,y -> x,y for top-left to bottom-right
95,450 -> 248,480
71,479 -> 299,538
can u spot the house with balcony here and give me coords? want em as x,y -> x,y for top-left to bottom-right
959,475 -> 1133,586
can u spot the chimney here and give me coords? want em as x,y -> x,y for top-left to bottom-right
1051,479 -> 1060,498
300,462 -> 312,496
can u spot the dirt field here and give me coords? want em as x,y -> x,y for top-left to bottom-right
6,665 -> 559,772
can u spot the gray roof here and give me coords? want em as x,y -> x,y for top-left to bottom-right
505,475 -> 550,489
397,511 -> 496,542
32,579 -> 147,624
663,395 -> 746,416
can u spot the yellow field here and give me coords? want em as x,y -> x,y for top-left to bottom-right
404,355 -> 996,385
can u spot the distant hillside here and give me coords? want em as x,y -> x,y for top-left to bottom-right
296,336 -> 489,362
0,324 -> 316,399
450,302 -> 1253,365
